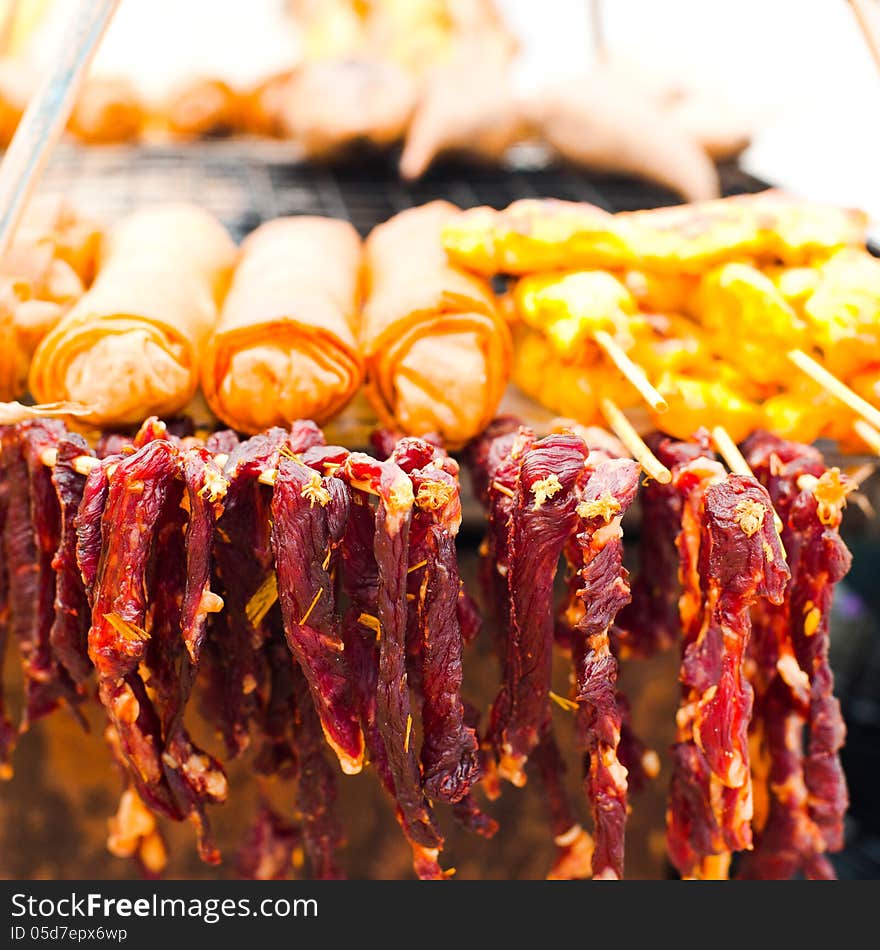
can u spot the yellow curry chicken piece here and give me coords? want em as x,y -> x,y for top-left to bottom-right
762,386 -> 837,445
693,262 -> 808,386
796,249 -> 880,377
655,371 -> 763,443
441,199 -> 637,276
621,268 -> 699,314
514,269 -> 642,356
513,329 -> 599,424
622,190 -> 867,275
513,328 -> 647,426
628,312 -> 711,377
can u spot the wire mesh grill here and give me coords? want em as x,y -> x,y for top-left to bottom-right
39,140 -> 766,239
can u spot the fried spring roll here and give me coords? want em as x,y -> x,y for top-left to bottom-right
30,205 -> 236,426
362,201 -> 511,448
202,217 -> 363,434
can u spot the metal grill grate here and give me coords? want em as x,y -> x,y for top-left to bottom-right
39,141 -> 766,239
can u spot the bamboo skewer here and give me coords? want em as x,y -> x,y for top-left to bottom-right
710,425 -> 752,479
0,400 -> 94,425
788,348 -> 880,432
852,419 -> 880,456
593,329 -> 669,413
598,396 -> 672,484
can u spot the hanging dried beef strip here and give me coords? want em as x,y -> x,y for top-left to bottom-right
205,427 -> 294,758
668,465 -> 789,879
146,454 -> 226,864
488,433 -> 590,786
342,452 -> 443,870
783,471 -> 851,856
88,440 -> 186,820
0,428 -> 17,774
270,453 -> 364,775
49,434 -> 94,685
331,449 -> 443,879
567,456 -> 640,880
739,432 -> 850,876
89,438 -> 228,859
386,437 -> 481,804
180,447 -> 226,666
15,421 -> 82,724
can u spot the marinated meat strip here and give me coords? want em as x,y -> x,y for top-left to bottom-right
205,427 -> 295,758
13,421 -> 82,724
87,440 -> 184,820
487,433 -> 590,787
739,432 -> 851,878
341,452 -> 443,875
88,439 -> 227,860
568,456 -> 641,879
387,437 -> 481,804
49,434 -> 94,685
270,453 -> 364,775
0,428 -> 16,774
667,463 -> 789,879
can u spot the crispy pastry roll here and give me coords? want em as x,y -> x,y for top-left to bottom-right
202,216 -> 363,434
30,204 -> 236,426
362,200 -> 511,448
0,198 -> 101,400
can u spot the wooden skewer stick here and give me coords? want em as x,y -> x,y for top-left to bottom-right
0,0 -> 120,260
711,425 -> 784,533
598,396 -> 672,484
850,0 -> 880,75
39,446 -> 97,476
710,425 -> 753,479
0,399 -> 95,425
788,348 -> 880,432
853,419 -> 880,456
593,329 -> 669,413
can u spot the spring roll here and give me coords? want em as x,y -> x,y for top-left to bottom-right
362,200 -> 511,448
202,216 -> 363,433
30,204 -> 236,426
0,198 -> 101,401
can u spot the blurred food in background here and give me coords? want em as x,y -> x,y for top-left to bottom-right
0,0 -> 757,199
